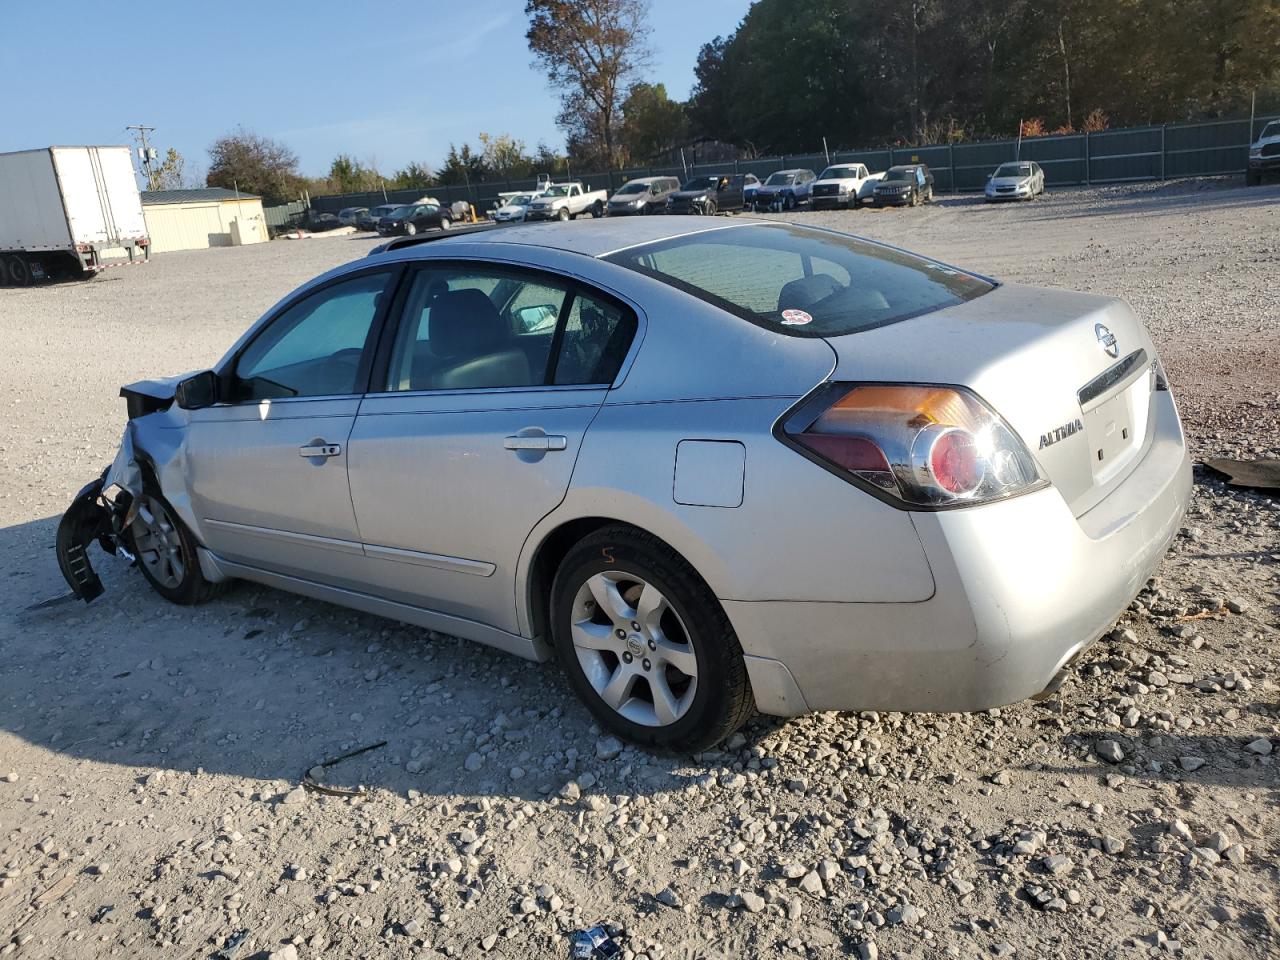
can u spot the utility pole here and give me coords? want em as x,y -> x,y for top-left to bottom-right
126,125 -> 158,189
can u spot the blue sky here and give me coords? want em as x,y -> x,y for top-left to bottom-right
4,0 -> 752,180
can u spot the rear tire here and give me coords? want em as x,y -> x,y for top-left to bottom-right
551,526 -> 753,752
591,201 -> 604,218
6,255 -> 33,287
126,489 -> 223,606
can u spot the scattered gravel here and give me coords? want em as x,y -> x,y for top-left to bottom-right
1,179 -> 1277,958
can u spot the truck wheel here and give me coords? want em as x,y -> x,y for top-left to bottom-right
551,525 -> 753,752
6,255 -> 33,287
558,207 -> 570,222
591,201 -> 604,218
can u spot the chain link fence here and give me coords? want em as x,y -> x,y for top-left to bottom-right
309,114 -> 1277,215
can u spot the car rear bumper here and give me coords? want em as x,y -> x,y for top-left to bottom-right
729,388 -> 1191,716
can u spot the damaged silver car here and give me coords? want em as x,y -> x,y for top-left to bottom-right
58,218 -> 1191,752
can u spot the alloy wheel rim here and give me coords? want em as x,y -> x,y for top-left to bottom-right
131,495 -> 185,589
570,571 -> 698,727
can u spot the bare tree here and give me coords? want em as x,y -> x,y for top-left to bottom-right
525,0 -> 652,168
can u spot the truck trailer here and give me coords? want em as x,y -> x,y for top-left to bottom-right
0,146 -> 149,286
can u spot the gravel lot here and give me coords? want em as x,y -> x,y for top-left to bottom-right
1,180 -> 1277,960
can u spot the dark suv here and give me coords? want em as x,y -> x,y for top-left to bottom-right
666,174 -> 752,215
872,165 -> 935,207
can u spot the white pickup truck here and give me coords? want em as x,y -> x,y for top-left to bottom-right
524,181 -> 608,221
807,162 -> 885,210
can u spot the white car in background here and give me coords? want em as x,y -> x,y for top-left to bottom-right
985,161 -> 1045,201
493,195 -> 535,222
1246,119 -> 1280,185
808,163 -> 884,209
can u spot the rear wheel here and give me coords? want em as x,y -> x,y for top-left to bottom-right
127,491 -> 222,605
591,201 -> 604,218
6,255 -> 33,287
551,526 -> 753,752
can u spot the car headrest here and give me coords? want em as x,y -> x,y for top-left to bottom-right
777,273 -> 841,312
429,289 -> 505,359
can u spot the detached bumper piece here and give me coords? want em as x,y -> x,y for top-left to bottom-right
55,473 -> 131,603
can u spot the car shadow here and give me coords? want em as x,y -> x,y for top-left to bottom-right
1,515 -> 746,804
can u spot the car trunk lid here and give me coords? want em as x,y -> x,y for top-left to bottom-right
822,283 -> 1159,517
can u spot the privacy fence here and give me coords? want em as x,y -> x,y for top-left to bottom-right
306,113 -> 1277,216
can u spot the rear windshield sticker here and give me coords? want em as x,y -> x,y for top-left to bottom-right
780,309 -> 813,326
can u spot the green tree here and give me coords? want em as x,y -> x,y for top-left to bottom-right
148,147 -> 186,191
206,128 -> 303,204
478,132 -> 536,178
436,143 -> 486,186
525,0 -> 651,168
620,82 -> 688,162
389,162 -> 435,190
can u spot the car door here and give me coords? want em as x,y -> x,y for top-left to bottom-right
346,261 -> 639,633
185,267 -> 399,588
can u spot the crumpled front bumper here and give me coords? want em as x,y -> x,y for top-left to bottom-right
54,424 -> 145,602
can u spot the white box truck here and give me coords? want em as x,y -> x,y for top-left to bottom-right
0,146 -> 149,285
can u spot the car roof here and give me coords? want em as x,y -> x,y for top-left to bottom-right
385,216 -> 766,260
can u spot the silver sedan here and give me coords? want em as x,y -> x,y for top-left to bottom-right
57,218 -> 1191,751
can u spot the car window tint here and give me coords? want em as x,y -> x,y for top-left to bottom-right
386,267 -> 567,392
552,293 -> 637,385
606,223 -> 993,338
234,271 -> 390,399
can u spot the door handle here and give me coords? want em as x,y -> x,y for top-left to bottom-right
299,442 -> 342,458
503,434 -> 567,452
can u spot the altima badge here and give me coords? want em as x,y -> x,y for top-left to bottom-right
1039,418 -> 1084,449
1095,323 -> 1119,358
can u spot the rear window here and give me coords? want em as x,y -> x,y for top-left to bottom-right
604,223 -> 994,337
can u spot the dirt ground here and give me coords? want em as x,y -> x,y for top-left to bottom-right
1,179 -> 1277,960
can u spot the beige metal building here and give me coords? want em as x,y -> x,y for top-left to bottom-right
141,188 -> 267,253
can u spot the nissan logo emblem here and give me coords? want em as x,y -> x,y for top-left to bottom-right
1095,323 -> 1119,358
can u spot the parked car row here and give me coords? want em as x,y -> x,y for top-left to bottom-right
324,159 -> 1051,238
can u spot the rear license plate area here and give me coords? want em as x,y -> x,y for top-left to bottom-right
1081,378 -> 1151,484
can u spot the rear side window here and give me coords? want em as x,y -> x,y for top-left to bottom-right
604,223 -> 993,337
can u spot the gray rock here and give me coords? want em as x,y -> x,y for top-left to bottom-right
1042,854 -> 1072,876
1243,738 -> 1272,756
481,934 -> 499,951
856,942 -> 879,960
596,737 -> 624,760
267,947 -> 298,960
886,902 -> 921,926
280,787 -> 308,806
1100,835 -> 1125,855
464,752 -> 485,772
1096,739 -> 1125,763
402,919 -> 423,936
1178,756 -> 1206,772
740,891 -> 766,913
656,886 -> 681,908
799,871 -> 825,896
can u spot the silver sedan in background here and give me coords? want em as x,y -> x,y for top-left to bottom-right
986,160 -> 1046,201
57,218 -> 1190,751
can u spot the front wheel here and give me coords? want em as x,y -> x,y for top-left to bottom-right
439,217 -> 451,230
127,491 -> 222,605
404,222 -> 417,236
551,526 -> 753,752
557,207 -> 570,221
705,200 -> 718,216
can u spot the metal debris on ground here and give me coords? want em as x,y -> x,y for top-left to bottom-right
301,741 -> 387,797
1202,457 -> 1280,492
212,929 -> 250,960
569,925 -> 623,958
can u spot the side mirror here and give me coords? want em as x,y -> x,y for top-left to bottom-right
175,370 -> 219,410
515,304 -> 559,333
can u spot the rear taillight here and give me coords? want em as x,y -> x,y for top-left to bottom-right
779,383 -> 1046,508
